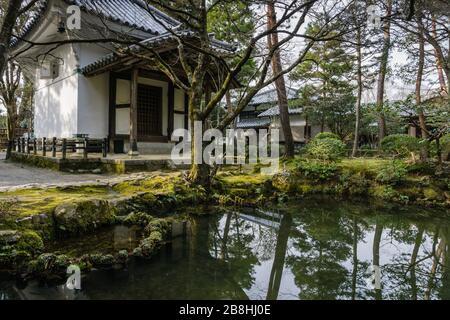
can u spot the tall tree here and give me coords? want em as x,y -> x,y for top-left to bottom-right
432,17 -> 448,95
135,0 -> 347,185
350,2 -> 366,157
376,0 -> 393,145
415,17 -> 430,159
267,0 -> 295,158
207,0 -> 257,127
0,0 -> 38,158
290,22 -> 355,140
394,0 -> 449,94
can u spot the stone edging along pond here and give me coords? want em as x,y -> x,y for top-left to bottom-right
0,169 -> 449,278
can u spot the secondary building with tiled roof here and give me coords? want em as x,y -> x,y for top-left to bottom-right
234,87 -> 330,143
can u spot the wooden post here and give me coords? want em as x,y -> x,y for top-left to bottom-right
109,73 -> 117,153
102,138 -> 107,158
129,68 -> 139,156
168,81 -> 175,138
42,137 -> 47,156
27,138 -> 30,154
184,93 -> 189,130
62,138 -> 67,160
33,139 -> 37,155
83,137 -> 88,160
52,137 -> 57,157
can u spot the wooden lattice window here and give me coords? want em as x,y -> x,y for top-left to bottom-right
137,84 -> 163,137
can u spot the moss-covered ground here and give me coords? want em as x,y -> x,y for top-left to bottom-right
0,158 -> 449,276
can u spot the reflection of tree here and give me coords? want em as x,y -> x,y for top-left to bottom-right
351,217 -> 358,300
210,212 -> 260,290
438,226 -> 450,300
372,222 -> 383,300
286,210 -> 355,300
266,213 -> 293,300
425,234 -> 444,300
410,227 -> 424,300
375,220 -> 449,300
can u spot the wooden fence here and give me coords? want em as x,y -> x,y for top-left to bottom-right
0,128 -> 29,149
12,137 -> 108,160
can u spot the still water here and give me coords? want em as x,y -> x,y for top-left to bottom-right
1,199 -> 450,300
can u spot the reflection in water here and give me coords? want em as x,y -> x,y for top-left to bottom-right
1,199 -> 450,300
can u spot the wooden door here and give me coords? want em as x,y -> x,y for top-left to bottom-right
137,84 -> 163,138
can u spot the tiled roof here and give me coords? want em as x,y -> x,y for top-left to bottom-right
258,106 -> 303,118
11,0 -> 180,47
235,118 -> 271,129
68,0 -> 180,34
248,87 -> 298,106
81,30 -> 236,75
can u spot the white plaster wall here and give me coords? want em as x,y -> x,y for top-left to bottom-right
174,88 -> 185,112
115,79 -> 131,135
77,73 -> 109,138
116,108 -> 130,135
76,44 -> 111,138
33,45 -> 78,138
174,88 -> 186,131
174,114 -> 185,132
271,115 -> 306,128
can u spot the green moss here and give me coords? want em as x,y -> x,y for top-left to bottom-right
423,187 -> 444,201
53,199 -> 116,235
337,158 -> 392,177
123,212 -> 154,226
89,253 -> 115,268
144,218 -> 170,236
15,230 -> 44,254
133,231 -> 163,257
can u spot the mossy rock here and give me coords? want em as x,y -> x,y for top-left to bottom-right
423,187 -> 444,201
0,230 -> 21,245
272,172 -> 296,193
29,253 -> 74,275
89,253 -> 115,268
53,199 -> 117,236
123,212 -> 154,226
144,218 -> 170,236
133,231 -> 163,258
0,230 -> 44,269
15,230 -> 44,254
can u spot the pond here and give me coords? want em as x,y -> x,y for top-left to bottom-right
1,198 -> 450,300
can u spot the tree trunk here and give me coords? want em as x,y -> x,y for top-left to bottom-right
267,1 -> 295,158
5,104 -> 16,159
187,89 -> 211,187
416,19 -> 429,160
376,0 -> 392,146
0,0 -> 23,76
352,24 -> 363,158
432,17 -> 448,95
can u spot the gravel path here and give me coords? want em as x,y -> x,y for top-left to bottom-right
0,152 -> 157,191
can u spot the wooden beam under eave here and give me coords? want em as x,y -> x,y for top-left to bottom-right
129,68 -> 139,156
